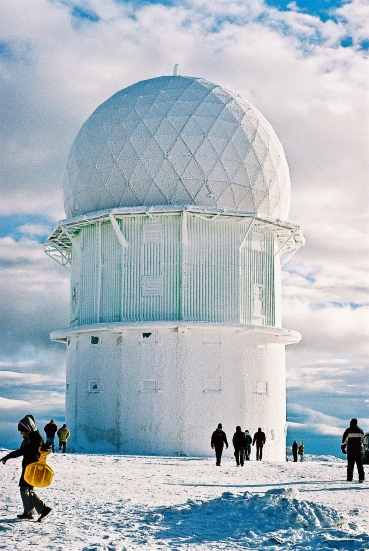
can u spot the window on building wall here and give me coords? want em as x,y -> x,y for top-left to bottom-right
251,231 -> 264,251
88,380 -> 102,393
256,381 -> 268,395
140,379 -> 161,392
203,378 -> 222,393
143,224 -> 163,244
72,284 -> 79,307
252,284 -> 264,325
141,331 -> 158,344
90,335 -> 100,345
141,276 -> 163,296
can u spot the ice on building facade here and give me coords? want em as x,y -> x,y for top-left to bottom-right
45,75 -> 305,458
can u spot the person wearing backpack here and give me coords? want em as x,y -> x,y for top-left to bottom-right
211,423 -> 228,466
244,429 -> 252,461
0,414 -> 52,521
232,426 -> 246,466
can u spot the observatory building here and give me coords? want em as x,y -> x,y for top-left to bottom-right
45,75 -> 304,459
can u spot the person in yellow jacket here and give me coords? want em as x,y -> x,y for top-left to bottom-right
57,424 -> 70,453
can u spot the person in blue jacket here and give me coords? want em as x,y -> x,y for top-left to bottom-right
1,414 -> 52,521
341,418 -> 365,483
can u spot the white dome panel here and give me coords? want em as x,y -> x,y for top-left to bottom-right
65,76 -> 291,219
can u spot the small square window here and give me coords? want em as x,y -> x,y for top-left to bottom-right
88,380 -> 102,393
90,336 -> 99,345
257,381 -> 268,395
140,379 -> 161,392
203,378 -> 222,393
141,331 -> 158,344
143,224 -> 163,244
251,231 -> 264,251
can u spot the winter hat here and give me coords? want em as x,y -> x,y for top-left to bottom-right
62,424 -> 67,428
217,423 -> 222,429
18,414 -> 37,433
350,418 -> 358,427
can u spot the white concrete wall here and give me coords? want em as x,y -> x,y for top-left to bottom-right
65,326 -> 287,460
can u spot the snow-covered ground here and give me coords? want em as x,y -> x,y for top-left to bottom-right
0,450 -> 368,550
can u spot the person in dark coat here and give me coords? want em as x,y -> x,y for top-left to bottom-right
292,440 -> 298,462
0,414 -> 52,521
298,441 -> 304,461
341,418 -> 365,482
244,430 -> 252,461
211,423 -> 228,466
44,419 -> 58,452
232,426 -> 246,466
253,427 -> 266,460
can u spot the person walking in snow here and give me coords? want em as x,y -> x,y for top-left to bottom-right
44,419 -> 58,453
253,428 -> 266,460
341,418 -> 365,483
57,424 -> 71,453
292,440 -> 298,462
0,414 -> 52,521
298,441 -> 304,461
211,423 -> 228,466
232,426 -> 246,466
244,429 -> 252,461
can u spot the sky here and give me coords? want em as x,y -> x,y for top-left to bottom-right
1,452 -> 369,549
0,0 -> 368,454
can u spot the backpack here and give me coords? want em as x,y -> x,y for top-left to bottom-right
245,433 -> 252,445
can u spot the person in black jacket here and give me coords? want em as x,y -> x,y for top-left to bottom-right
211,423 -> 228,466
1,414 -> 52,521
244,430 -> 252,461
44,419 -> 58,453
253,428 -> 266,460
292,440 -> 298,462
232,426 -> 246,466
341,418 -> 365,483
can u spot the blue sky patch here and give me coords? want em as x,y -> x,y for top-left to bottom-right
72,6 -> 100,22
264,0 -> 348,22
0,214 -> 55,242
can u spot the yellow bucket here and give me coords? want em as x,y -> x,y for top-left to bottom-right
24,449 -> 54,488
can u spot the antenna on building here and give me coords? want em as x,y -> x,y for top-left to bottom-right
173,64 -> 179,76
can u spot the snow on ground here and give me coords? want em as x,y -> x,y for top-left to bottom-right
0,450 -> 368,550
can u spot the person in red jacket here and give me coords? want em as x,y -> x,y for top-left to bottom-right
1,415 -> 52,521
253,428 -> 266,460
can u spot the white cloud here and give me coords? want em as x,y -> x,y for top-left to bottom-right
0,397 -> 30,410
0,371 -> 64,386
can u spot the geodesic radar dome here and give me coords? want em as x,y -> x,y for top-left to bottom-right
64,76 -> 291,219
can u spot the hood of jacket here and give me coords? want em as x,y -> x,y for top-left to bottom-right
18,414 -> 37,433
